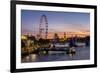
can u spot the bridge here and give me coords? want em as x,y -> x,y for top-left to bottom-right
22,43 -> 86,56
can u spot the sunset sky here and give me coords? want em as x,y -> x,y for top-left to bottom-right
21,10 -> 90,39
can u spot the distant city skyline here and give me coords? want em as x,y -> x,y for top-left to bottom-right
21,10 -> 90,39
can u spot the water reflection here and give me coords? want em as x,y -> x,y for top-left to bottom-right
21,46 -> 90,63
22,54 -> 37,62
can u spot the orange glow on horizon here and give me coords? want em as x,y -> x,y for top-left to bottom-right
22,31 -> 90,39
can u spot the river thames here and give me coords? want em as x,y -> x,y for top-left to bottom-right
21,46 -> 90,63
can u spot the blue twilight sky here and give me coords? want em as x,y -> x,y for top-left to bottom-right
21,10 -> 90,36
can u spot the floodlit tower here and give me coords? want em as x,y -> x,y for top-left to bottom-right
64,32 -> 66,40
